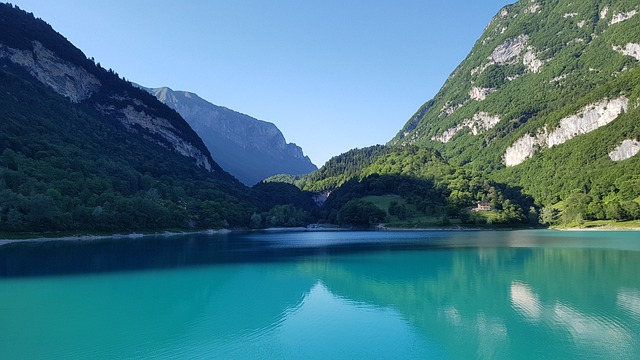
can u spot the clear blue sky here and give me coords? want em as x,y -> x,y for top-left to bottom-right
13,0 -> 512,166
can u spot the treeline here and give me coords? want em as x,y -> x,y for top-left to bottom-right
0,146 -> 316,233
540,184 -> 640,226
295,145 -> 389,192
321,174 -> 533,227
0,150 -> 252,232
305,130 -> 640,227
0,143 -> 317,233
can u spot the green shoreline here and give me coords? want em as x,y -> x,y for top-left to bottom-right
2,221 -> 639,245
551,219 -> 640,231
0,229 -> 231,246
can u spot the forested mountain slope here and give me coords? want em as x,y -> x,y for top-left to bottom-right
0,4 -> 315,232
395,0 -> 639,164
0,4 -> 219,173
391,0 -> 640,223
144,86 -> 317,186
292,0 -> 640,226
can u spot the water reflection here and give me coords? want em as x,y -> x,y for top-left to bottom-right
553,303 -> 632,358
287,233 -> 640,359
618,288 -> 640,320
510,279 -> 634,358
1,230 -> 640,359
510,281 -> 542,321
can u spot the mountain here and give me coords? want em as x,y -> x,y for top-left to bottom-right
293,0 -> 640,227
394,0 -> 640,164
0,5 -> 220,174
392,0 -> 640,223
0,4 -> 263,232
144,86 -> 317,186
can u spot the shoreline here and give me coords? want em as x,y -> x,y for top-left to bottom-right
0,229 -> 233,247
0,226 -> 487,245
556,226 -> 640,231
2,225 -> 638,246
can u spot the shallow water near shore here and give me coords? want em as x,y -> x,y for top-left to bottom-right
1,230 -> 639,359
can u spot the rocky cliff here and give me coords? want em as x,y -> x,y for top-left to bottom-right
145,86 -> 317,185
0,40 -> 100,102
609,139 -> 640,161
504,97 -> 629,166
0,4 -> 217,173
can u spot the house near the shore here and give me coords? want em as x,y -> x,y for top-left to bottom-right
475,202 -> 491,211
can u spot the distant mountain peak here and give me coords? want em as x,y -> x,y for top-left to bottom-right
142,85 -> 317,185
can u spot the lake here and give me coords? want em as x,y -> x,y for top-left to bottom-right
1,230 -> 639,359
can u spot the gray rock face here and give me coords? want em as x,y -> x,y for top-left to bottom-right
146,86 -> 317,185
472,34 -> 529,75
100,103 -> 213,171
609,139 -> 640,161
504,97 -> 629,166
489,34 -> 529,64
0,40 -> 100,102
610,10 -> 637,25
614,43 -> 640,61
432,112 -> 501,143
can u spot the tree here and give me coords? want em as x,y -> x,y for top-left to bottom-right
388,201 -> 408,220
622,201 -> 640,220
586,201 -> 605,220
249,213 -> 262,229
337,199 -> 386,227
562,192 -> 591,225
1,149 -> 18,171
605,201 -> 624,221
5,207 -> 24,230
539,205 -> 558,225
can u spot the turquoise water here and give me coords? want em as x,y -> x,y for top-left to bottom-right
1,230 -> 639,359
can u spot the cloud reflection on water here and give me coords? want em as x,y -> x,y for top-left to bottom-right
510,281 -> 542,321
617,288 -> 640,320
510,280 -> 634,359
